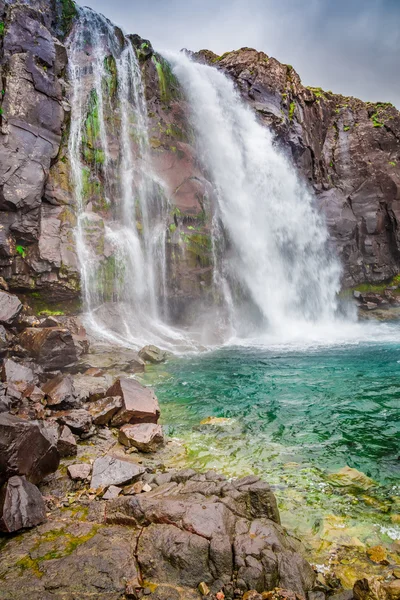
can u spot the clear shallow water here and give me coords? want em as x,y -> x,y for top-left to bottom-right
141,334 -> 400,580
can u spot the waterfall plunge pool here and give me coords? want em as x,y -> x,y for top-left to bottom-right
140,334 -> 400,585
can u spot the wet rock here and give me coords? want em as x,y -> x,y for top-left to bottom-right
91,455 -> 145,489
138,344 -> 168,364
0,475 -> 46,533
56,409 -> 93,435
57,425 -> 77,457
19,327 -> 78,370
0,291 -> 23,325
328,466 -> 375,491
119,423 -> 164,453
88,395 -> 123,425
107,377 -> 160,426
0,413 -> 59,485
366,545 -> 389,565
67,463 -> 92,481
42,373 -> 76,407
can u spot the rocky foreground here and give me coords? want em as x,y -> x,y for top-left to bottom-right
0,287 -> 399,600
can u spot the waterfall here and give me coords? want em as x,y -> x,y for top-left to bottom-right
165,51 -> 344,340
66,9 -> 187,349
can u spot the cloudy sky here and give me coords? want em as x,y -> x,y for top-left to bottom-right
80,0 -> 399,107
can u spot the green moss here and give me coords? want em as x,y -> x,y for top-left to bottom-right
103,55 -> 118,99
211,51 -> 231,63
352,273 -> 400,294
343,125 -> 350,132
97,255 -> 125,302
180,231 -> 212,267
0,22 -> 5,36
289,101 -> 296,121
389,161 -> 396,167
152,54 -> 181,104
169,223 -> 177,233
82,89 -> 101,161
371,112 -> 384,127
60,0 -> 77,37
16,244 -> 26,258
307,86 -> 326,100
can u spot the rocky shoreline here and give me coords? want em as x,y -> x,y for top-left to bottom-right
0,288 -> 399,600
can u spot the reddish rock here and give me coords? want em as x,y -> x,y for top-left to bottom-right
19,328 -> 78,370
1,359 -> 37,393
42,374 -> 76,407
0,291 -> 22,325
119,423 -> 164,453
57,425 -> 77,457
56,409 -> 92,435
0,413 -> 59,485
107,378 -> 160,426
67,463 -> 92,481
88,396 -> 122,425
0,475 -> 46,533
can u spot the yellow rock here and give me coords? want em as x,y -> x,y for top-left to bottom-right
198,581 -> 210,596
367,545 -> 389,565
328,466 -> 375,490
200,416 -> 232,426
391,515 -> 400,524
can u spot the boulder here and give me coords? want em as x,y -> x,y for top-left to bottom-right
0,413 -> 59,485
88,396 -> 123,425
138,344 -> 168,364
67,463 -> 92,481
18,327 -> 78,370
0,475 -> 46,533
119,423 -> 164,453
328,466 -> 375,491
0,291 -> 23,325
1,358 -> 37,393
42,374 -> 76,407
72,373 -> 113,402
90,455 -> 144,489
107,378 -> 160,426
56,409 -> 93,435
57,425 -> 77,457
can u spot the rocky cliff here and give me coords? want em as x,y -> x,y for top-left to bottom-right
0,0 -> 399,322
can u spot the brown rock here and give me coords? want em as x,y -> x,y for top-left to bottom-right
119,423 -> 164,453
42,374 -> 76,407
0,412 -> 59,485
108,377 -> 160,426
138,345 -> 168,364
19,328 -> 78,370
0,291 -> 23,325
367,545 -> 389,565
385,581 -> 400,600
0,475 -> 46,533
88,396 -> 123,425
57,425 -> 77,457
56,409 -> 93,435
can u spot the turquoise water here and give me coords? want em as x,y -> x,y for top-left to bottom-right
142,336 -> 400,580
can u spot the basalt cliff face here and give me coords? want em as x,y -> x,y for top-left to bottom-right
0,0 -> 399,322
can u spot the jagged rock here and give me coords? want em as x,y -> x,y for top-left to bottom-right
119,423 -> 164,453
0,475 -> 46,533
24,385 -> 45,403
57,425 -> 77,457
107,377 -> 160,426
0,324 -> 13,356
56,409 -> 92,435
106,471 -> 314,595
19,327 -> 78,370
1,358 -> 37,393
102,485 -> 122,500
90,455 -> 145,489
42,373 -> 76,407
0,291 -> 23,325
72,373 -> 113,402
138,344 -> 168,364
67,463 -> 92,481
0,413 -> 59,485
88,395 -> 123,425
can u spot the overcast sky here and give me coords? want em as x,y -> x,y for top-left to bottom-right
80,0 -> 399,107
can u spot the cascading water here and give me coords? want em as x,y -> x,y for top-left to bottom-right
66,8 -> 189,349
165,51 -> 346,341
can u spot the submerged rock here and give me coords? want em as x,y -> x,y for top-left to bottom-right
119,422 -> 164,452
328,466 -> 375,491
0,475 -> 46,533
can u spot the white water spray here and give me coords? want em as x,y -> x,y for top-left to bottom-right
165,51 -> 344,339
